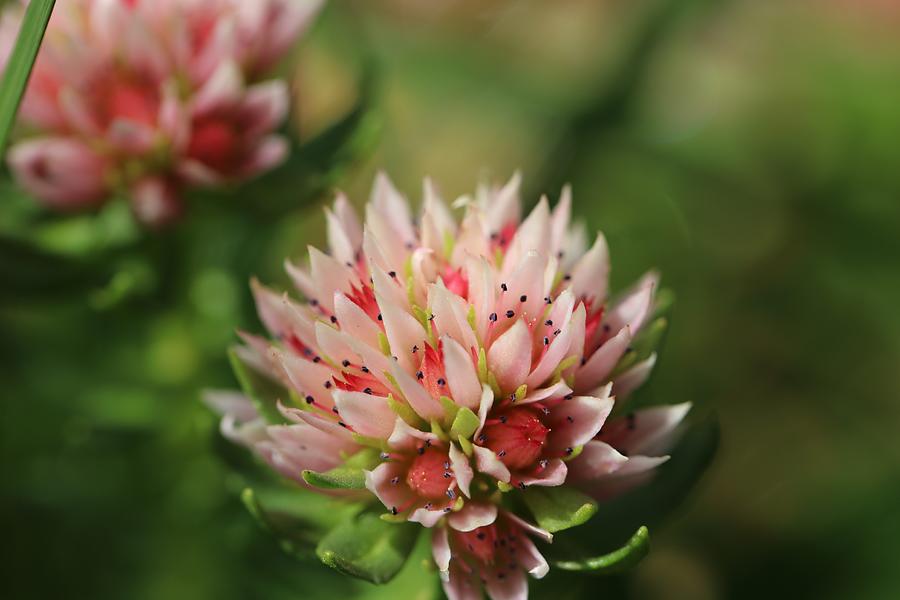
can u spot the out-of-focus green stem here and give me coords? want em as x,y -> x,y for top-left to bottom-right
0,0 -> 55,155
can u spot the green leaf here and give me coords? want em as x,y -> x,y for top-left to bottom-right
449,406 -> 480,441
316,512 -> 419,584
302,448 -> 380,491
521,486 -> 598,533
554,526 -> 650,574
0,0 -> 55,154
241,486 -> 363,561
228,347 -> 291,424
303,467 -> 366,490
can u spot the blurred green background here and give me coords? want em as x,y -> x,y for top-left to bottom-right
3,0 -> 900,598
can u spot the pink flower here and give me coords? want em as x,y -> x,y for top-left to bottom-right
0,0 -> 322,225
432,511 -> 552,600
209,172 -> 690,597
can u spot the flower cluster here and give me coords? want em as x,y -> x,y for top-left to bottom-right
0,0 -> 323,225
207,172 -> 690,599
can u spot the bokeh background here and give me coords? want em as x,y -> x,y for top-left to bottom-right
3,0 -> 900,598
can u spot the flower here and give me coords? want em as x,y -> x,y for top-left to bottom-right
0,0 -> 323,226
207,172 -> 690,598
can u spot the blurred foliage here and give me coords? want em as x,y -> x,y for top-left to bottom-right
3,0 -> 900,598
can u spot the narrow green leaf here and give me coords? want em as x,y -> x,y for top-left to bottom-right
316,512 -> 419,584
302,448 -> 380,490
228,347 -> 291,424
554,526 -> 650,574
521,486 -> 598,533
303,467 -> 366,490
0,0 -> 55,154
449,407 -> 480,441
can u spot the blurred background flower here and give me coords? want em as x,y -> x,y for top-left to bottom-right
0,0 -> 322,226
2,0 -> 900,599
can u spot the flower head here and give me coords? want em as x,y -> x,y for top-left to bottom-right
0,0 -> 323,226
208,172 -> 690,598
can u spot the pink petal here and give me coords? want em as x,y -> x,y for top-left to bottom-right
241,80 -> 289,138
483,170 -> 522,234
487,319 -> 532,393
279,403 -> 355,443
432,526 -> 452,581
192,60 -> 244,116
7,137 -> 108,208
371,265 -> 408,316
444,567 -> 482,600
565,440 -> 628,482
449,442 -> 474,498
365,462 -> 414,512
378,292 -> 426,374
518,381 -> 572,405
518,536 -> 550,578
332,191 -> 363,250
202,390 -> 258,423
365,204 -> 409,275
325,204 -> 358,266
484,567 -> 528,600
498,250 -> 549,326
309,246 -> 361,308
605,272 -> 657,334
271,348 -> 336,409
238,135 -> 288,178
550,184 -> 572,260
475,384 -> 495,435
546,389 -> 614,455
567,233 -> 610,306
409,508 -> 446,528
472,445 -> 510,483
333,293 -> 381,349
464,256 -> 496,342
370,171 -> 416,246
441,335 -> 481,410
333,390 -> 395,439
612,353 -> 657,399
429,283 -> 478,352
448,502 -> 497,532
603,402 -> 691,456
387,417 -> 439,451
526,310 -> 576,388
503,196 -> 550,278
421,177 -> 456,254
503,511 -> 553,543
575,326 -> 632,393
519,458 -> 567,487
129,177 -> 182,227
452,209 -> 491,268
389,361 -> 445,421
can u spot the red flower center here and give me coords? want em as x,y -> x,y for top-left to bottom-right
187,117 -> 240,173
482,407 -> 549,470
405,447 -> 453,501
90,73 -> 160,130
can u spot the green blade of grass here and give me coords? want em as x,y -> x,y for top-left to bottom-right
0,0 -> 55,154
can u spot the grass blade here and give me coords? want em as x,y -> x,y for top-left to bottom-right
0,0 -> 55,154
